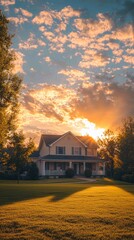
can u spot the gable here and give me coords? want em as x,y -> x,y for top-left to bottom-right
50,131 -> 87,148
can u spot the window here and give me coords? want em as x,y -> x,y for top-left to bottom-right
56,146 -> 65,155
72,147 -> 81,155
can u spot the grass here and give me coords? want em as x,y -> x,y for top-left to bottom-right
0,178 -> 134,240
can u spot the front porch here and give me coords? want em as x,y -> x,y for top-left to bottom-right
37,160 -> 105,177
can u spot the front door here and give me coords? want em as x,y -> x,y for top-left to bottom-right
73,163 -> 79,175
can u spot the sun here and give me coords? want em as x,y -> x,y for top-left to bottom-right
79,119 -> 105,140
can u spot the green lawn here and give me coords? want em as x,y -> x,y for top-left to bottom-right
0,178 -> 134,240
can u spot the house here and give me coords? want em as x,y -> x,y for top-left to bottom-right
31,131 -> 105,177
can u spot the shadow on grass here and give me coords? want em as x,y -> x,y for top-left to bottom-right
0,178 -> 133,206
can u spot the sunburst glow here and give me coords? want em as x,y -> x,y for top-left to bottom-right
80,119 -> 105,140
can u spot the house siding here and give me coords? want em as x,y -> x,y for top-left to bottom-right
40,141 -> 49,157
49,132 -> 95,156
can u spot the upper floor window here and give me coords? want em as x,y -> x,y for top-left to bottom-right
72,147 -> 81,155
56,146 -> 65,155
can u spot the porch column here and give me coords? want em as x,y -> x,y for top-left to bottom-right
42,161 -> 45,176
77,163 -> 79,175
69,161 -> 72,168
96,163 -> 99,175
83,162 -> 86,171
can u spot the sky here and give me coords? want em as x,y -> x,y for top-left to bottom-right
0,0 -> 134,143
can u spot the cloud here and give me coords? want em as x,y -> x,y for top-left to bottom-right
42,31 -> 55,41
70,81 -> 134,129
107,41 -> 120,50
39,26 -> 46,32
123,55 -> 134,64
19,33 -> 45,50
58,68 -> 89,84
112,24 -> 133,44
126,48 -> 134,55
44,56 -> 51,63
32,10 -> 54,26
42,30 -> 67,53
37,39 -> 46,46
8,16 -> 28,25
32,5 -> 81,26
112,49 -> 123,56
74,13 -> 113,37
60,5 -> 81,19
0,0 -> 15,6
79,52 -> 109,68
20,80 -> 134,141
21,84 -> 76,125
55,21 -> 67,33
30,67 -> 35,72
15,8 -> 33,17
68,31 -> 89,48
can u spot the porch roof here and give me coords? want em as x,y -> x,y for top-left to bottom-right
41,155 -> 103,161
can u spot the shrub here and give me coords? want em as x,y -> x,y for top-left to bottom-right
0,171 -> 17,180
84,169 -> 92,178
65,168 -> 74,178
122,174 -> 134,183
27,162 -> 39,180
113,168 -> 123,180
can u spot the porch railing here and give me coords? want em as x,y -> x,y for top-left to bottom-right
92,170 -> 105,176
45,170 -> 66,176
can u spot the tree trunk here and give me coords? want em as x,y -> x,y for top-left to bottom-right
17,171 -> 20,184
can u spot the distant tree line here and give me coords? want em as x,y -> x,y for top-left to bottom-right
98,117 -> 134,183
0,11 -> 37,182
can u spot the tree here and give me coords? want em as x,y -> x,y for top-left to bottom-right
98,130 -> 119,178
0,11 -> 22,150
118,117 -> 134,174
27,162 -> 39,180
6,132 -> 35,183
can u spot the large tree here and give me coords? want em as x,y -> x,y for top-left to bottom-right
98,129 -> 119,177
6,132 -> 35,183
118,117 -> 134,174
0,11 -> 22,150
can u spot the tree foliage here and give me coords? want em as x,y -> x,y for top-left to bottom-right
5,132 -> 35,183
27,162 -> 39,180
98,129 -> 119,177
118,117 -> 134,174
0,11 -> 22,150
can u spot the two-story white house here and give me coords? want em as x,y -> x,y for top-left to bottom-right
31,131 -> 105,177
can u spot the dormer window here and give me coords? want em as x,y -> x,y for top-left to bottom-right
72,147 -> 81,155
56,146 -> 65,155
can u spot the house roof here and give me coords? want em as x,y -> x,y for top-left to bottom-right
76,136 -> 98,148
40,131 -> 97,148
41,134 -> 62,146
30,151 -> 40,158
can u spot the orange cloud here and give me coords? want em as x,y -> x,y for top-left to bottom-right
58,68 -> 89,84
0,0 -> 15,6
79,52 -> 109,68
8,16 -> 28,25
32,6 -> 80,26
15,8 -> 33,17
19,81 -> 134,143
19,33 -> 45,49
112,24 -> 133,44
74,13 -> 112,37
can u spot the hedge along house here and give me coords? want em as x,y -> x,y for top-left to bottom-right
31,131 -> 105,177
